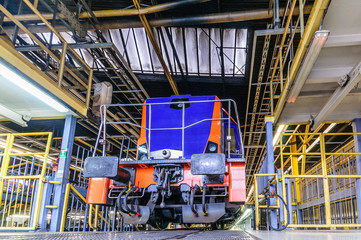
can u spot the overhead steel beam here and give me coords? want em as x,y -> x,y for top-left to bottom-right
2,5 -> 312,34
312,60 -> 361,130
3,0 -> 210,22
48,0 -> 86,38
133,73 -> 246,84
132,0 -> 178,95
97,5 -> 311,29
15,42 -> 113,51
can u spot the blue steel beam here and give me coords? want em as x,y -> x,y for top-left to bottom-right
352,118 -> 361,224
265,120 -> 277,229
50,115 -> 77,231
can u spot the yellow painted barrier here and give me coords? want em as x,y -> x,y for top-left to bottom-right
0,132 -> 52,230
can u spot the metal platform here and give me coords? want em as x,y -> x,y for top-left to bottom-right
0,230 -> 254,240
248,230 -> 361,240
1,230 -> 361,240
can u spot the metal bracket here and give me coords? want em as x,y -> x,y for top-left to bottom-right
49,0 -> 87,38
338,74 -> 349,87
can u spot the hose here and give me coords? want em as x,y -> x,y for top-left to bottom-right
266,192 -> 290,231
201,185 -> 207,216
190,185 -> 198,216
123,186 -> 138,215
116,187 -> 129,214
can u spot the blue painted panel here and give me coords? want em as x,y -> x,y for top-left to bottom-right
145,95 -> 216,158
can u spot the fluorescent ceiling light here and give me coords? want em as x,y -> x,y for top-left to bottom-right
0,62 -> 68,113
287,30 -> 330,103
273,124 -> 286,146
0,103 -> 28,127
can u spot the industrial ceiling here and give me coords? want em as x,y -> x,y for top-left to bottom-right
0,0 -> 322,192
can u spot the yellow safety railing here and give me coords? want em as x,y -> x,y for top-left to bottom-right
253,173 -> 280,230
0,132 -> 52,230
0,1 -> 93,117
60,183 -> 121,232
276,132 -> 361,228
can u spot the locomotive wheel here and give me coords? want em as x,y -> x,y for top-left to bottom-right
212,222 -> 226,230
149,218 -> 169,230
155,219 -> 169,230
135,224 -> 147,231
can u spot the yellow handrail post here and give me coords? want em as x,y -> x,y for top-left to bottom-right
280,133 -> 288,225
291,136 -> 301,203
254,177 -> 259,230
88,204 -> 99,230
88,204 -> 94,229
60,183 -> 71,232
32,132 -> 53,229
320,133 -> 331,227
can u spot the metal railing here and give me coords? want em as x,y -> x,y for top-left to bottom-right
60,183 -> 132,232
252,132 -> 361,229
276,132 -> 361,228
253,173 -> 280,229
68,143 -> 92,188
0,132 -> 52,230
95,99 -> 245,159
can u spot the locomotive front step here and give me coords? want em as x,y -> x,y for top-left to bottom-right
182,203 -> 226,223
121,206 -> 151,224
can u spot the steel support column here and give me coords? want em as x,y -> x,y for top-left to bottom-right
50,115 -> 77,231
285,178 -> 293,225
265,119 -> 277,229
352,118 -> 361,224
277,169 -> 284,223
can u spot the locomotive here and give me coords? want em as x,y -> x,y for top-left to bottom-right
84,95 -> 246,229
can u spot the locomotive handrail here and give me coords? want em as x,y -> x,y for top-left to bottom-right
94,98 -> 244,159
106,118 -> 227,130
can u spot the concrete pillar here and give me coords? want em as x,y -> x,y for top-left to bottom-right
352,118 -> 361,224
50,115 -> 77,231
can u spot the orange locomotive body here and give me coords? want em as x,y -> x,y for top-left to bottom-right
85,95 -> 245,228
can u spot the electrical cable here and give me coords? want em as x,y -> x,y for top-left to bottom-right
265,191 -> 290,231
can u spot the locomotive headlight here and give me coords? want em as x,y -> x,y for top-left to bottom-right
208,143 -> 217,152
205,141 -> 218,153
137,143 -> 148,160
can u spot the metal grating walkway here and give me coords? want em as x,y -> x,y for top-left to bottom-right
0,230 -> 254,240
